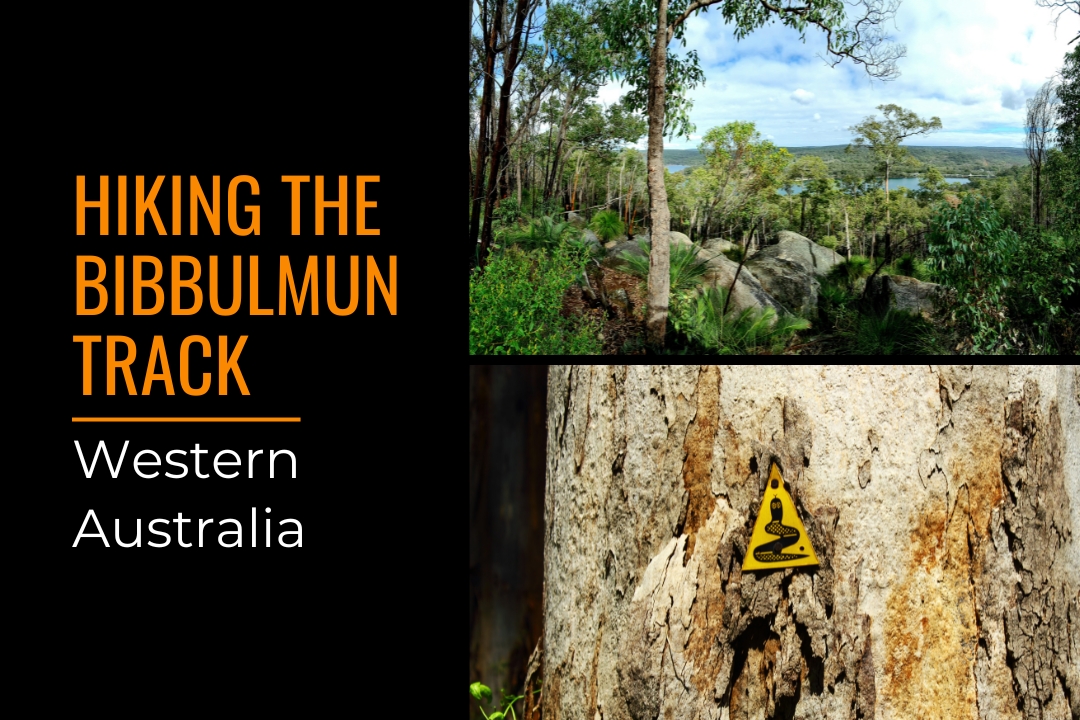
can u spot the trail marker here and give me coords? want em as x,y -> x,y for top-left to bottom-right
742,462 -> 819,571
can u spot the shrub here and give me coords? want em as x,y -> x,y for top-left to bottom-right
845,308 -> 939,355
590,209 -> 626,242
669,286 -> 810,354
818,235 -> 839,249
470,244 -> 602,355
505,215 -> 580,252
884,253 -> 931,281
928,195 -> 1017,352
827,255 -> 873,286
618,239 -> 708,294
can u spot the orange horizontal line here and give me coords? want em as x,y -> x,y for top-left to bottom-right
72,418 -> 301,423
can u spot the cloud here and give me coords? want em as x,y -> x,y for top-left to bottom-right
655,0 -> 1080,148
813,113 -> 821,122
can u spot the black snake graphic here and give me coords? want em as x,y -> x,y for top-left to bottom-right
752,495 -> 809,563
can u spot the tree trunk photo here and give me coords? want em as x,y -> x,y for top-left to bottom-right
542,365 -> 1079,720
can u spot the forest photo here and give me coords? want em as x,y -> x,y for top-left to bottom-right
469,1 -> 1079,355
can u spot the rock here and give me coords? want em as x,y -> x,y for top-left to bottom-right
699,252 -> 789,322
744,254 -> 821,316
669,231 -> 692,248
631,230 -> 691,248
581,228 -> 601,250
603,240 -> 618,250
866,275 -> 944,318
602,239 -> 648,269
566,211 -> 586,228
609,288 -> 631,314
701,237 -> 736,255
770,231 -> 845,276
602,232 -> 691,269
744,231 -> 844,316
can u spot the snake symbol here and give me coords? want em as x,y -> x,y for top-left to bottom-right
752,494 -> 808,563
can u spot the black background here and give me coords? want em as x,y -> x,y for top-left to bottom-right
28,19 -> 456,705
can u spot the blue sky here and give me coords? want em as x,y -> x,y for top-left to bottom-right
596,0 -> 1079,148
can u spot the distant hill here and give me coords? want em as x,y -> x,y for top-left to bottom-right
661,145 -> 1029,178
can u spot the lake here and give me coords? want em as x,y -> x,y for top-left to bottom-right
666,165 -> 687,172
779,176 -> 970,195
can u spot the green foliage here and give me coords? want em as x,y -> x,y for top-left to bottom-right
818,235 -> 839,249
843,308 -> 940,355
827,255 -> 873,285
663,146 -> 1029,180
618,239 -> 708,294
848,105 -> 943,185
928,196 -> 1018,352
506,215 -> 581,253
722,246 -> 745,263
470,245 -> 602,355
701,121 -> 792,221
492,197 -> 522,225
886,253 -> 930,281
590,209 -> 626,242
668,286 -> 810,354
468,681 -> 534,720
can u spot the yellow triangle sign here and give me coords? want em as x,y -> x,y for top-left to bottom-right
742,462 -> 819,571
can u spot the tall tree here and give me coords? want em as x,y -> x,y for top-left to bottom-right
603,0 -> 906,348
543,364 -> 1080,719
847,104 -> 941,231
1024,79 -> 1057,228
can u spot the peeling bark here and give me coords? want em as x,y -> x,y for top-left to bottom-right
543,366 -> 1080,720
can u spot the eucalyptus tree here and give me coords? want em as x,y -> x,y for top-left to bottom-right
602,0 -> 906,348
472,0 -> 545,265
1025,79 -> 1058,228
847,104 -> 941,232
700,121 -> 791,244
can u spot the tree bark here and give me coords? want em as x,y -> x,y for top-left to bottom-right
543,365 -> 1080,720
470,366 -> 547,719
645,0 -> 671,348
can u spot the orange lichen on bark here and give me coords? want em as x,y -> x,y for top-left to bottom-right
882,508 -> 980,720
681,365 -> 720,559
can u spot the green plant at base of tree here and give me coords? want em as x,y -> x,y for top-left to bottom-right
618,239 -> 708,294
818,235 -> 839,249
469,681 -> 536,720
590,209 -> 627,242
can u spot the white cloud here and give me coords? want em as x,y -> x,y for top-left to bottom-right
658,0 -> 1080,147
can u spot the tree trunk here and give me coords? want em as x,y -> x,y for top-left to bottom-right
479,0 -> 531,263
471,366 -> 547,720
885,161 -> 891,229
800,192 -> 807,235
470,0 -> 503,254
543,365 -> 1080,720
645,0 -> 671,348
844,205 -> 851,258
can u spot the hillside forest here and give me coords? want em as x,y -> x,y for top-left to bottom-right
469,0 -> 1079,356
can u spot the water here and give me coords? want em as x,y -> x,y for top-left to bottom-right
778,176 -> 971,195
666,165 -> 687,173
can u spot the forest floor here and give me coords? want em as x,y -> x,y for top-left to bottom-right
561,265 -> 648,354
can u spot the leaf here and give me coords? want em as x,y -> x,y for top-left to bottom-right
490,714 -> 505,720
471,683 -> 493,703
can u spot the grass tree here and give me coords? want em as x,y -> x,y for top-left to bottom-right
602,0 -> 907,348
